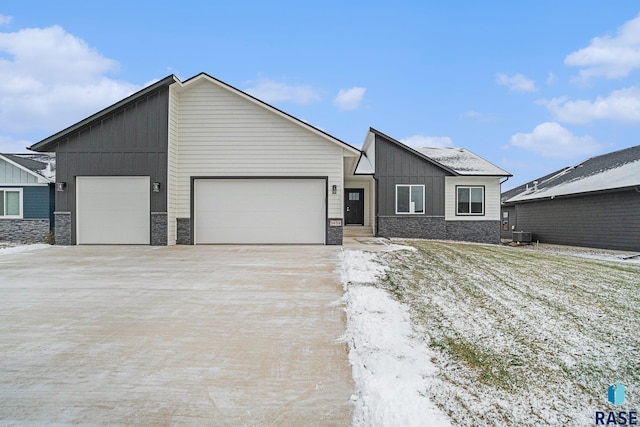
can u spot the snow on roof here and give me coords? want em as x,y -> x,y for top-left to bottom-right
507,159 -> 640,202
504,145 -> 640,203
1,154 -> 56,181
416,147 -> 511,176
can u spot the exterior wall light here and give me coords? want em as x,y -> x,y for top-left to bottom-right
152,182 -> 161,193
56,182 -> 66,192
332,185 -> 337,194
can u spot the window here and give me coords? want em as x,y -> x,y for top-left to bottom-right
457,186 -> 484,215
396,185 -> 424,214
0,189 -> 23,218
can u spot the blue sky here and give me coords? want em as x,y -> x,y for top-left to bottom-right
1,1 -> 640,189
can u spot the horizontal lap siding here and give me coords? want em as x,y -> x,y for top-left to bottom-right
167,88 -> 179,245
175,80 -> 343,219
514,191 -> 640,251
445,177 -> 502,221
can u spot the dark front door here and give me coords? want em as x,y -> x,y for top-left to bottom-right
345,189 -> 364,225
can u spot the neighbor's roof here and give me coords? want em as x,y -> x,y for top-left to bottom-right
0,153 -> 56,182
416,147 -> 511,176
503,145 -> 640,203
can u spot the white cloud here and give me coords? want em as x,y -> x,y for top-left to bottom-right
0,14 -> 12,26
510,122 -> 601,158
0,25 -> 139,133
546,72 -> 557,86
244,78 -> 321,105
333,86 -> 366,110
463,110 -> 495,122
400,134 -> 453,148
542,86 -> 640,123
565,14 -> 640,81
0,135 -> 33,153
495,73 -> 536,92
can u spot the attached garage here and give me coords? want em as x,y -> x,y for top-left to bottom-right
76,176 -> 150,244
194,178 -> 326,244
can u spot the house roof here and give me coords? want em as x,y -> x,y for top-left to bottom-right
416,147 -> 511,176
365,128 -> 511,177
30,72 -> 361,157
503,144 -> 640,203
0,153 -> 55,183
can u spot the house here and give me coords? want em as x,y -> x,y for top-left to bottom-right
501,145 -> 640,251
0,153 -> 55,243
347,128 -> 511,244
29,73 -> 361,245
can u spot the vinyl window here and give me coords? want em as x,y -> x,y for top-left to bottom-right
0,188 -> 23,218
457,186 -> 484,215
396,185 -> 424,214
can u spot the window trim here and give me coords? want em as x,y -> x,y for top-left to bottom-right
0,188 -> 24,219
456,185 -> 485,216
395,184 -> 425,215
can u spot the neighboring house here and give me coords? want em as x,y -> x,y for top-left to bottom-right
29,73 -> 361,245
501,145 -> 640,251
348,128 -> 511,244
0,153 -> 55,243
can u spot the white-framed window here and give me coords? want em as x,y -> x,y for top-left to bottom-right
457,186 -> 484,215
0,188 -> 23,219
396,184 -> 425,214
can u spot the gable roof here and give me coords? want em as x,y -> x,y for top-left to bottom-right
30,72 -> 360,157
0,153 -> 55,183
174,73 -> 360,156
503,144 -> 640,203
416,147 -> 511,176
29,75 -> 179,152
363,128 -> 511,177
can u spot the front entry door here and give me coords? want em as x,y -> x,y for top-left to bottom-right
345,189 -> 364,225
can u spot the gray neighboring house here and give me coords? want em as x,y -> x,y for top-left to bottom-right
501,145 -> 640,251
0,154 -> 55,243
348,128 -> 511,244
29,73 -> 361,246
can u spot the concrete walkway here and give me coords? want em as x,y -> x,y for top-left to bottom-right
0,245 -> 353,426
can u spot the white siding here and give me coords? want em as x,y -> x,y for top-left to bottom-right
344,177 -> 375,227
174,78 -> 345,221
167,87 -> 179,245
445,176 -> 502,221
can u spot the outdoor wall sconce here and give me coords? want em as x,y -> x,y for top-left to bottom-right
152,182 -> 161,193
332,185 -> 337,194
56,182 -> 66,192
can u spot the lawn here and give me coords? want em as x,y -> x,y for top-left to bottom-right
347,240 -> 640,426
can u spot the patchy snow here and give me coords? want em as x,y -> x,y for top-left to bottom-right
0,244 -> 51,255
339,249 -> 452,427
506,159 -> 640,202
417,147 -> 510,176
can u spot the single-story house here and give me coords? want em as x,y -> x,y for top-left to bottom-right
29,72 -> 510,246
347,128 -> 511,244
29,73 -> 360,245
501,145 -> 640,251
0,153 -> 55,243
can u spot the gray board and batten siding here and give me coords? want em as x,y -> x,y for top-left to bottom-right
507,190 -> 640,251
374,132 -> 452,217
30,77 -> 174,245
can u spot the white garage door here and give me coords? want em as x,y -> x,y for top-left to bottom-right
195,179 -> 326,244
76,176 -> 150,244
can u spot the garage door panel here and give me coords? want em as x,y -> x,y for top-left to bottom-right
195,179 -> 325,244
77,177 -> 150,244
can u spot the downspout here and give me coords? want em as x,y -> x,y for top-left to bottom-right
374,176 -> 379,237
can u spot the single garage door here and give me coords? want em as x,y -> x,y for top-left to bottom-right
76,176 -> 150,244
194,178 -> 326,244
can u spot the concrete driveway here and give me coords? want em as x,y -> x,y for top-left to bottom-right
0,245 -> 353,426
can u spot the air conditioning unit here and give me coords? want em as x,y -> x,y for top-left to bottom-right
512,231 -> 532,243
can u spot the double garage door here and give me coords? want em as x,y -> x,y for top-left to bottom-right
76,177 -> 326,244
194,178 -> 326,244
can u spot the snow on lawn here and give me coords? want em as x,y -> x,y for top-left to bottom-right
374,240 -> 640,426
339,248 -> 452,427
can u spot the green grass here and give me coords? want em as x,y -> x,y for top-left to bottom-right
376,240 -> 640,426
